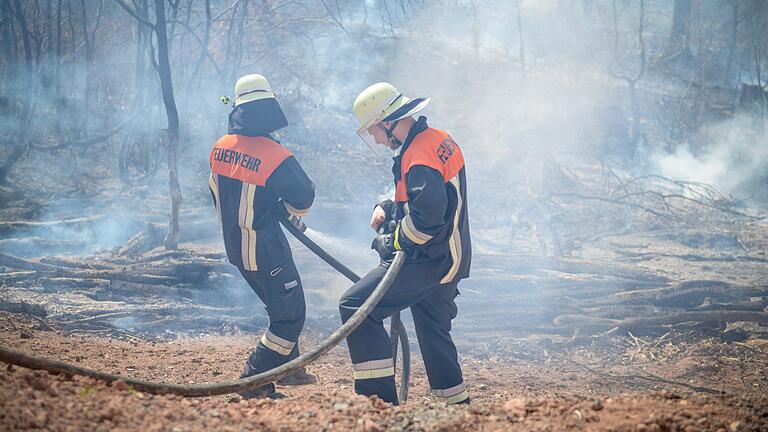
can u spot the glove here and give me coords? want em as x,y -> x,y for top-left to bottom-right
276,200 -> 306,232
371,233 -> 396,260
378,220 -> 397,235
287,214 -> 306,233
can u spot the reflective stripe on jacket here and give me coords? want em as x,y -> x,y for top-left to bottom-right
209,134 -> 314,271
391,117 -> 471,284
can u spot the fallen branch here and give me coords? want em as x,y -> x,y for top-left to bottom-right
0,237 -> 91,253
0,215 -> 105,235
0,253 -> 179,285
59,312 -> 135,326
474,253 -> 672,283
562,356 -> 721,394
40,277 -> 111,291
615,249 -> 768,264
554,310 -> 768,334
600,281 -> 767,306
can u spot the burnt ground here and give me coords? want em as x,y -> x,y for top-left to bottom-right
1,188 -> 768,430
1,312 -> 767,431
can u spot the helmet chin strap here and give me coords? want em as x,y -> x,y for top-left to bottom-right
381,119 -> 402,148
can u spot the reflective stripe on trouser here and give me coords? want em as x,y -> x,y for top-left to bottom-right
339,262 -> 465,405
260,329 -> 296,356
353,358 -> 395,380
432,382 -> 469,404
238,259 -> 305,387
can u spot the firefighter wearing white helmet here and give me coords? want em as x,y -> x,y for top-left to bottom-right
353,82 -> 432,154
340,82 -> 473,405
209,74 -> 317,399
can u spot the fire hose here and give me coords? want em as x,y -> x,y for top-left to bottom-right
278,217 -> 410,403
0,222 -> 408,399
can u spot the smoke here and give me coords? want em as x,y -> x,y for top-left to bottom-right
366,2 -> 623,235
653,115 -> 768,199
3,0 -> 768,340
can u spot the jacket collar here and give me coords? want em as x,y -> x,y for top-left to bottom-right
391,116 -> 429,184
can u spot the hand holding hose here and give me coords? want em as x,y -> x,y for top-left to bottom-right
371,233 -> 396,260
277,200 -> 306,232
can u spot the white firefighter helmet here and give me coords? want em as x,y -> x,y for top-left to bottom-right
353,82 -> 430,153
234,74 -> 276,107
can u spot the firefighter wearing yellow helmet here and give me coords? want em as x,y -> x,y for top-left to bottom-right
340,82 -> 473,405
209,74 -> 317,399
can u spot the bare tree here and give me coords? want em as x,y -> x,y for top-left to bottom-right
665,0 -> 692,60
610,0 -> 645,152
515,0 -> 525,80
724,1 -> 739,86
154,0 -> 182,250
0,0 -> 34,185
114,0 -> 182,249
189,0 -> 211,87
78,0 -> 103,133
1,0 -> 18,84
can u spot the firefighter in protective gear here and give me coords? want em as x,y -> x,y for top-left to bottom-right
209,74 -> 316,399
339,82 -> 472,405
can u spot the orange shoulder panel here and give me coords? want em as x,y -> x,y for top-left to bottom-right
395,128 -> 465,202
209,135 -> 293,186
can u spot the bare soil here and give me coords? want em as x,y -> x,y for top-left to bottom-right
1,183 -> 767,431
1,312 -> 767,431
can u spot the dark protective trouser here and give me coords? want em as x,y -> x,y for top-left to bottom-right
239,258 -> 306,393
339,261 -> 468,405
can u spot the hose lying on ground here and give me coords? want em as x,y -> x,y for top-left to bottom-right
279,217 -> 411,403
0,251 -> 405,397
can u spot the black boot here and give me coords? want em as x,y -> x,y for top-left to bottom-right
238,382 -> 286,400
277,367 -> 317,385
239,358 -> 286,400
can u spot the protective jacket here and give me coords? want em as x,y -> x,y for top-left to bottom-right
209,108 -> 314,272
381,116 -> 471,284
339,116 -> 472,405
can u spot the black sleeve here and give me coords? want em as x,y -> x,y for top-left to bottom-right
396,165 -> 447,250
266,156 -> 315,216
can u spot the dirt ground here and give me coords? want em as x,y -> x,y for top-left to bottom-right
1,312 -> 767,431
1,187 -> 767,431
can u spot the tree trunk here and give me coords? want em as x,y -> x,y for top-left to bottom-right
52,0 -> 62,134
0,0 -> 35,184
45,0 -> 52,52
136,0 -> 150,104
78,0 -> 94,133
516,0 -> 525,79
10,2 -> 32,122
189,0 -> 211,89
153,0 -> 182,250
10,0 -> 33,93
8,1 -> 20,70
31,0 -> 42,65
66,0 -> 75,59
1,0 -> 15,84
223,1 -> 240,82
41,0 -> 53,91
666,0 -> 692,57
231,0 -> 249,77
724,2 -> 737,87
